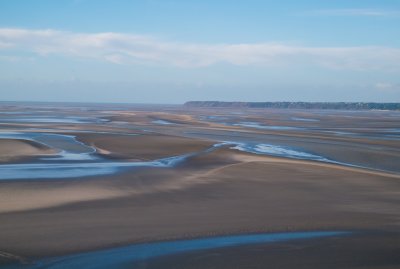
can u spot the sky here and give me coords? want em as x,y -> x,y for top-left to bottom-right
0,0 -> 399,104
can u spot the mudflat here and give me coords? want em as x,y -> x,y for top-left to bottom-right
0,103 -> 399,268
145,232 -> 400,269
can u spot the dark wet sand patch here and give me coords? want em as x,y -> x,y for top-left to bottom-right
146,231 -> 400,269
0,231 -> 351,268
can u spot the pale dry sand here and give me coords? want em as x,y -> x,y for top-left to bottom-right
0,139 -> 56,162
107,111 -> 197,125
0,182 -> 126,213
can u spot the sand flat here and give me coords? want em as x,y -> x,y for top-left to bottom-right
76,133 -> 214,160
145,232 -> 400,269
0,138 -> 56,162
0,151 -> 399,259
0,104 -> 399,268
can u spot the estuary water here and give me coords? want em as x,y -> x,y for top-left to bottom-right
0,130 -> 393,180
0,132 -> 195,180
3,231 -> 350,269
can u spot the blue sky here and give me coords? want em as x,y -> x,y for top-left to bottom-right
0,0 -> 399,103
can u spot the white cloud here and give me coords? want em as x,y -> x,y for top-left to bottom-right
375,82 -> 399,92
0,27 -> 400,71
307,9 -> 400,17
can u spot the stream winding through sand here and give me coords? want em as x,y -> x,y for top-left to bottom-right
2,231 -> 350,269
0,130 -> 392,180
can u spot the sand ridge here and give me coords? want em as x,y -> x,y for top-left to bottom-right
0,138 -> 57,162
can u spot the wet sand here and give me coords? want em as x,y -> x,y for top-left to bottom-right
146,232 -> 400,269
1,154 -> 399,259
0,103 -> 399,268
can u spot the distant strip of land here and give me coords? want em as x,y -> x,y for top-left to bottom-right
184,101 -> 400,110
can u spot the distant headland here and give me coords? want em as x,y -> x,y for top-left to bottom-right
184,101 -> 400,110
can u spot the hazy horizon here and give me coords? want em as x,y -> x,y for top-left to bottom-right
1,0 -> 399,103
1,100 -> 400,106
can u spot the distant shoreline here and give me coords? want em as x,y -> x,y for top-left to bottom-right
184,101 -> 400,110
1,101 -> 400,111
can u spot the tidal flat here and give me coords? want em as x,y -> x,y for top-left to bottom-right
0,102 -> 399,268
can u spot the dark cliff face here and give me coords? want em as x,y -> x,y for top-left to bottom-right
184,101 -> 400,110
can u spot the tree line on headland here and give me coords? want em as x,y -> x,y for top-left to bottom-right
184,101 -> 400,110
